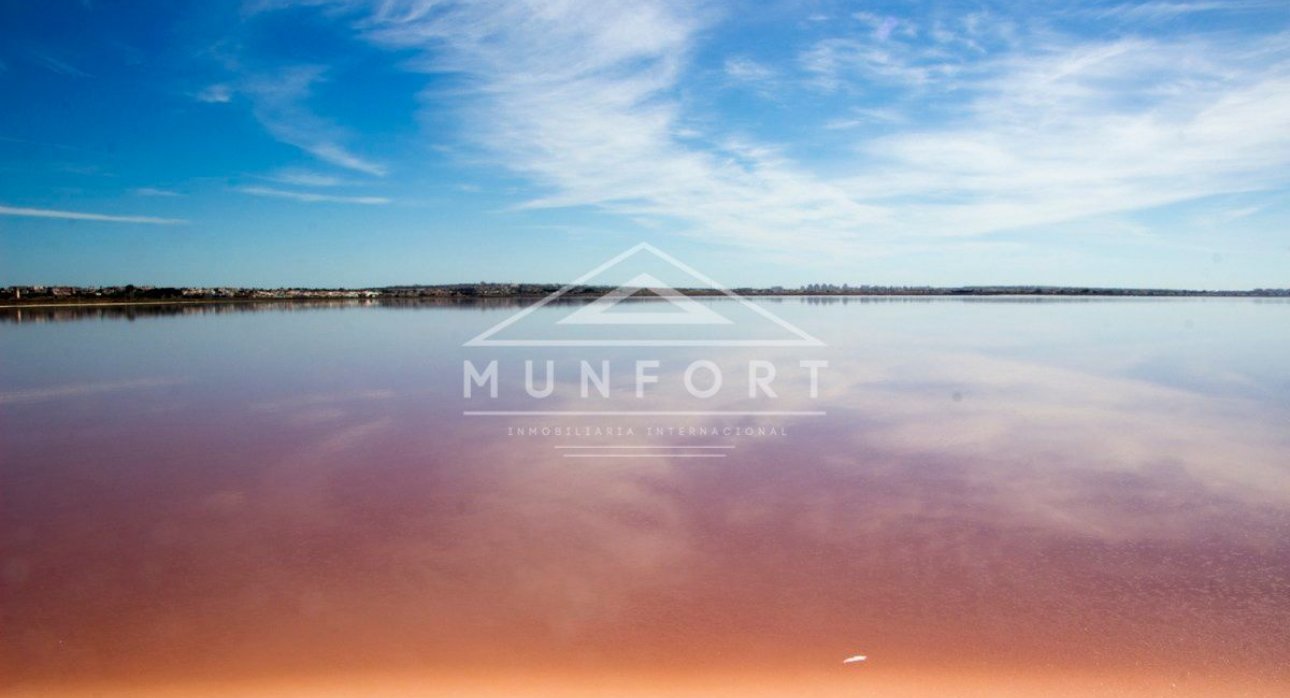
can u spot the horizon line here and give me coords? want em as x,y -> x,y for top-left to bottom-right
5,282 -> 1289,294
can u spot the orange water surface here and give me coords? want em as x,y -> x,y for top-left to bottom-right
2,299 -> 1288,696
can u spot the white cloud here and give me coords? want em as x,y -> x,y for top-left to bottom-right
195,83 -> 233,103
132,187 -> 183,197
28,51 -> 91,78
237,185 -> 390,205
1092,1 -> 1282,21
823,108 -> 906,130
0,204 -> 186,224
723,56 -> 774,83
267,169 -> 347,187
283,1 -> 1290,258
243,66 -> 387,176
350,0 -> 884,254
800,37 -> 969,90
722,56 -> 780,99
852,12 -> 916,42
837,34 -> 1290,236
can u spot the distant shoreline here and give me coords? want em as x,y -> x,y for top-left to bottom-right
0,298 -> 300,310
3,285 -> 1288,309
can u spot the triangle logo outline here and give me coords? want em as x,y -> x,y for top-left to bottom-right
557,273 -> 734,326
463,242 -> 824,347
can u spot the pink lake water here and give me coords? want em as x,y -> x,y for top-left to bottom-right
2,298 -> 1288,696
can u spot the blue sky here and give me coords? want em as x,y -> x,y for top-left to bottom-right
1,0 -> 1288,288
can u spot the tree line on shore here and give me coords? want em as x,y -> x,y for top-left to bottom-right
5,282 -> 1289,305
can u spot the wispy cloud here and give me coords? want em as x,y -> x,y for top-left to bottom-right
237,185 -> 390,204
243,66 -> 387,176
721,56 -> 782,100
723,56 -> 775,84
263,1 -> 1290,258
28,51 -> 92,78
265,169 -> 348,187
0,204 -> 187,224
823,107 -> 906,130
1092,1 -> 1282,21
195,83 -> 233,103
800,36 -> 970,91
852,12 -> 917,42
348,0 -> 883,253
836,34 -> 1290,236
132,187 -> 183,197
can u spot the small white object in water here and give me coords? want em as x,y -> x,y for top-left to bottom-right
842,655 -> 867,664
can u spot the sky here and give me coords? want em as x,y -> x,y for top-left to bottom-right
1,0 -> 1288,289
